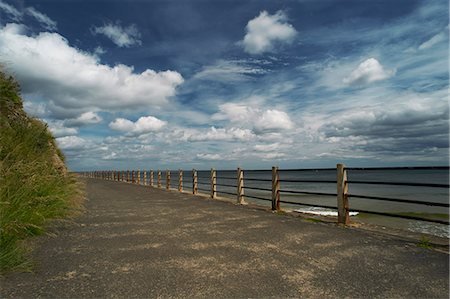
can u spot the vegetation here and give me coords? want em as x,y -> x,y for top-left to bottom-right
417,236 -> 433,249
0,70 -> 83,273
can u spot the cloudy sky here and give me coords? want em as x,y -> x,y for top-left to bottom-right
0,0 -> 448,171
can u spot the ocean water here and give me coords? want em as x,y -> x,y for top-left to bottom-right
138,169 -> 449,238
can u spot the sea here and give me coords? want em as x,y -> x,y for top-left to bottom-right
145,168 -> 449,238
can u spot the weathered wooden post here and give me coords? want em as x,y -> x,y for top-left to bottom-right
166,170 -> 171,191
143,170 -> 147,186
126,170 -> 129,182
272,166 -> 280,211
150,170 -> 154,187
133,170 -> 137,184
178,169 -> 183,192
137,169 -> 141,185
237,167 -> 245,204
337,163 -> 350,225
157,170 -> 161,188
192,169 -> 198,195
211,168 -> 217,199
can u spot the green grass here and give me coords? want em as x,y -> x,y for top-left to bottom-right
0,70 -> 83,274
417,236 -> 433,249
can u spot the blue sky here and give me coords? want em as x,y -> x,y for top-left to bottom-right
0,0 -> 448,171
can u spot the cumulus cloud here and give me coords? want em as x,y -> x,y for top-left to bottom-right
65,111 -> 103,126
254,109 -> 293,133
25,7 -> 57,30
47,121 -> 78,138
212,103 -> 293,134
92,22 -> 141,47
242,10 -> 297,54
109,116 -> 167,135
56,135 -> 88,150
187,127 -> 255,142
319,92 -> 449,157
0,1 -> 22,21
0,23 -> 184,117
343,58 -> 395,85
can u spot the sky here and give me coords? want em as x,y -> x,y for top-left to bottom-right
0,0 -> 448,171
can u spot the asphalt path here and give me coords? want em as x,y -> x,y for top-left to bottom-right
1,178 -> 448,298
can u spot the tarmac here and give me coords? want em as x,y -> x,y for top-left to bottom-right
1,178 -> 449,298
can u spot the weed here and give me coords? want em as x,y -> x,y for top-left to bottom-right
417,236 -> 433,249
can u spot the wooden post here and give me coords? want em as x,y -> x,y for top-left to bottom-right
337,163 -> 350,225
272,166 -> 280,211
150,170 -> 154,187
157,170 -> 161,188
166,170 -> 171,191
126,170 -> 129,182
237,168 -> 245,204
143,170 -> 147,186
178,169 -> 183,192
211,168 -> 217,199
192,169 -> 198,195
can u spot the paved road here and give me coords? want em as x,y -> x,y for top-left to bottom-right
1,178 -> 449,298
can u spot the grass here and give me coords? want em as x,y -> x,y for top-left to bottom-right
0,70 -> 83,274
417,236 -> 433,249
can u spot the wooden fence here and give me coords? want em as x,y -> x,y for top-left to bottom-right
79,165 -> 450,226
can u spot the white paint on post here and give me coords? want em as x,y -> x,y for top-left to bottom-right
337,163 -> 350,225
211,168 -> 217,199
193,169 -> 198,195
179,169 -> 183,192
237,168 -> 245,204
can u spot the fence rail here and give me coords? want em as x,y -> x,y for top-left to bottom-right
79,165 -> 450,226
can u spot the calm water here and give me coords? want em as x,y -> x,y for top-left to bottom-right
140,169 -> 449,238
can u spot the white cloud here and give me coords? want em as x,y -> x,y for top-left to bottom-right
23,101 -> 48,118
343,58 -> 395,85
47,121 -> 78,138
418,30 -> 447,50
0,1 -> 22,21
0,24 -> 184,117
65,111 -> 102,126
92,22 -> 141,47
212,103 -> 294,134
253,142 -> 283,152
196,153 -> 223,161
56,135 -> 87,150
109,116 -> 167,135
25,7 -> 57,30
242,10 -> 297,54
187,127 -> 255,142
254,109 -> 293,133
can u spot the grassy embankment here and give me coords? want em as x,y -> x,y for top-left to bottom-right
0,71 -> 83,274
